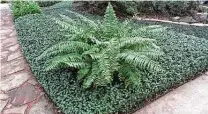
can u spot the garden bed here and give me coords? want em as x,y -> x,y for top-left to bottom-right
15,7 -> 208,114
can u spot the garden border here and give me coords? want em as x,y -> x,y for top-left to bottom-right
134,17 -> 208,27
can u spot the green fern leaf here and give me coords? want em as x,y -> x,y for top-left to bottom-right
118,37 -> 155,49
37,41 -> 91,60
83,63 -> 99,88
104,2 -> 117,26
77,68 -> 90,80
118,52 -> 162,72
46,53 -> 84,71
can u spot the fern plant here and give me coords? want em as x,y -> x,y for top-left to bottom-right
37,2 -> 164,88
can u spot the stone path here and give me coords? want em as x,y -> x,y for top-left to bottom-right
0,4 -> 56,114
134,72 -> 208,114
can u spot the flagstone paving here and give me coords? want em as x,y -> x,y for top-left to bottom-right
0,4 -> 57,114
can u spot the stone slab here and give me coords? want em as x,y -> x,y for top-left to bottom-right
12,83 -> 37,106
3,104 -> 27,114
0,72 -> 30,91
8,30 -> 17,37
2,37 -> 18,47
7,50 -> 22,61
1,57 -> 26,76
0,94 -> 9,100
0,21 -> 4,26
0,29 -> 13,36
1,51 -> 9,60
28,79 -> 38,85
29,96 -> 55,114
8,44 -> 19,51
0,35 -> 7,40
0,100 -> 8,113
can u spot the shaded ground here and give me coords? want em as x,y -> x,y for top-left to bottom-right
0,4 -> 57,114
134,72 -> 208,114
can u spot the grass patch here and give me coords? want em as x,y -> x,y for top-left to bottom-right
15,8 -> 208,114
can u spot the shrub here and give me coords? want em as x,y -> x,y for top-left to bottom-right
11,0 -> 42,19
15,5 -> 208,114
119,1 -> 200,16
36,1 -> 61,7
1,0 -> 9,3
73,1 -> 200,16
38,3 -> 163,88
151,1 -> 200,16
43,1 -> 73,9
112,1 -> 153,15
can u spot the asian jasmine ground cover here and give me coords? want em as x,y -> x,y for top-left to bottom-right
15,8 -> 208,114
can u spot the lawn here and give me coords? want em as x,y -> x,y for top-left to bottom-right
15,6 -> 208,114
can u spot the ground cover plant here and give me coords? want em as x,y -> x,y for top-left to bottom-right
11,0 -> 42,19
15,3 -> 208,114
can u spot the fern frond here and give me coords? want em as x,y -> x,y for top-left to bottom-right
64,61 -> 88,69
118,37 -> 155,49
46,53 -> 84,71
119,65 -> 141,86
83,62 -> 99,88
46,60 -> 65,71
132,25 -> 167,38
118,52 -> 162,72
118,20 -> 132,37
54,53 -> 83,62
128,49 -> 164,60
94,54 -> 113,86
47,58 -> 88,70
77,68 -> 90,80
82,47 -> 101,60
47,61 -> 88,70
89,37 -> 109,46
37,41 -> 91,60
104,2 -> 117,26
98,55 -> 111,78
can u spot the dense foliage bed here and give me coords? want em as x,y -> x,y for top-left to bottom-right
15,8 -> 208,114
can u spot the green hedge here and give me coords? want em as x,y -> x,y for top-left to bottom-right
15,9 -> 208,114
11,0 -> 42,19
